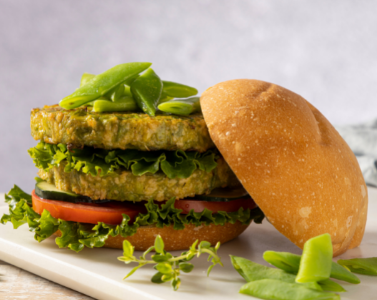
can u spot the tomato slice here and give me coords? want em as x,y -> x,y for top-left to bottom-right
32,190 -> 147,225
174,197 -> 257,214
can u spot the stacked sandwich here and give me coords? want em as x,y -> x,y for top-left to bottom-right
2,63 -> 263,252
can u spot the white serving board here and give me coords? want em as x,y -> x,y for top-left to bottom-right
1,188 -> 377,300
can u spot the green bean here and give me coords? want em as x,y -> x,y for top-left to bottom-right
157,96 -> 200,116
263,251 -> 359,284
338,257 -> 377,276
131,68 -> 162,116
240,279 -> 340,300
80,73 -> 95,87
162,81 -> 198,98
60,62 -> 151,110
296,234 -> 333,283
93,96 -> 138,113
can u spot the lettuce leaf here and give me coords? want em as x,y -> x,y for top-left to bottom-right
28,141 -> 218,179
1,185 -> 264,252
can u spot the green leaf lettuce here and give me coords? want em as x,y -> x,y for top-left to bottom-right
28,141 -> 218,179
1,185 -> 264,252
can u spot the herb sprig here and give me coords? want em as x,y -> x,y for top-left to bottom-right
118,235 -> 223,291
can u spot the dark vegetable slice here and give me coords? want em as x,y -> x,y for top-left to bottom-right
35,181 -> 79,203
192,186 -> 249,202
174,197 -> 256,214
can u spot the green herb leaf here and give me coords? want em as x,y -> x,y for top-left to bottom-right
155,263 -> 173,274
179,263 -> 194,273
154,235 -> 165,254
171,278 -> 181,291
124,265 -> 143,280
151,272 -> 164,284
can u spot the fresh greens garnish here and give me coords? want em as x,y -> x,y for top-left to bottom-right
118,235 -> 223,291
59,63 -> 199,116
60,63 -> 152,110
1,185 -> 264,252
28,141 -> 218,179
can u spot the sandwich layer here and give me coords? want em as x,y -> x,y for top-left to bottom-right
201,79 -> 368,256
38,158 -> 240,201
31,105 -> 214,152
54,221 -> 250,251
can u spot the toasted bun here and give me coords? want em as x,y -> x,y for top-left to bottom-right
54,221 -> 249,251
201,79 -> 368,256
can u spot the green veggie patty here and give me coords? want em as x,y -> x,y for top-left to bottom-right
31,105 -> 214,152
38,158 -> 240,201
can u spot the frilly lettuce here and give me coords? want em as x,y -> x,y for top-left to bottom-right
1,185 -> 264,252
28,141 -> 218,179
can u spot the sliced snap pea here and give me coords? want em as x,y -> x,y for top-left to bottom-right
80,73 -> 95,87
60,62 -> 151,110
264,251 -> 359,284
157,96 -> 200,116
93,96 -> 138,113
158,91 -> 174,104
240,279 -> 340,300
105,83 -> 125,102
162,81 -> 198,98
230,256 -> 322,291
296,233 -> 333,283
131,68 -> 162,116
318,279 -> 346,293
338,257 -> 377,276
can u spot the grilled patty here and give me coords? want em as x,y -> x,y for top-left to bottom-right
38,158 -> 240,202
31,105 -> 214,152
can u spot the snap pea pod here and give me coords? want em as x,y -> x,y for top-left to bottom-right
93,96 -> 138,113
295,233 -> 333,283
231,256 -> 345,292
240,279 -> 340,300
80,73 -> 95,87
338,257 -> 377,276
60,62 -> 151,110
131,68 -> 162,116
263,251 -> 359,284
158,91 -> 174,104
157,96 -> 200,116
162,81 -> 198,98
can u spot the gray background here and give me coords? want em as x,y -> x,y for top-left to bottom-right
0,0 -> 376,193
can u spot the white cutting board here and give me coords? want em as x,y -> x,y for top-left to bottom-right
1,188 -> 377,300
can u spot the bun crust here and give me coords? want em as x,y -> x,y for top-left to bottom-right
201,79 -> 368,256
54,221 -> 249,251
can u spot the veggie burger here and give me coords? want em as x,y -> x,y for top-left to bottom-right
1,62 -> 263,252
1,63 -> 367,256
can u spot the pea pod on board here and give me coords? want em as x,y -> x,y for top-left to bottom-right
93,96 -> 139,113
158,96 -> 200,116
230,256 -> 345,293
162,81 -> 198,98
131,68 -> 163,116
295,233 -> 333,283
263,251 -> 360,284
240,279 -> 340,300
338,257 -> 377,276
60,62 -> 151,110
